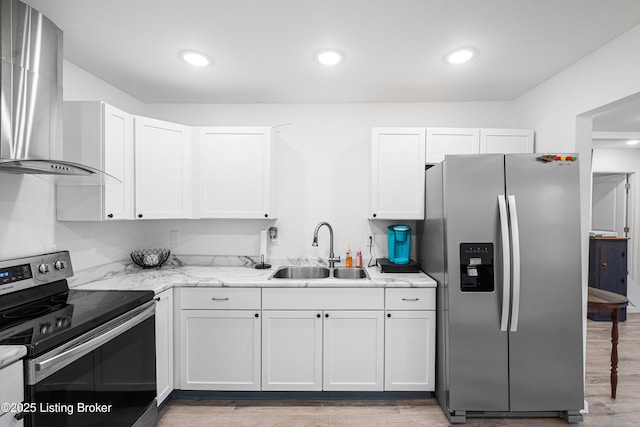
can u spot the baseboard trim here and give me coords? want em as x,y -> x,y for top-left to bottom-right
170,390 -> 433,401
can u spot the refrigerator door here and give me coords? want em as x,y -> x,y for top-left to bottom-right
504,154 -> 584,411
442,154 -> 510,412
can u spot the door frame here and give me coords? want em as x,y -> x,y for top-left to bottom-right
590,168 -> 638,309
591,172 -> 630,236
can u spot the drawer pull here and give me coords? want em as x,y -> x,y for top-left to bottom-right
211,298 -> 230,301
402,298 -> 420,301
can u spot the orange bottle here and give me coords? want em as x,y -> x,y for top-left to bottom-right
345,246 -> 353,268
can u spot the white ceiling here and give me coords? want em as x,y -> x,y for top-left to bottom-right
22,0 -> 640,105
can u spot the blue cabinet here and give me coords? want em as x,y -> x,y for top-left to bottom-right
588,237 -> 628,321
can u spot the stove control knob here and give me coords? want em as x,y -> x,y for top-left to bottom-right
40,323 -> 52,334
38,263 -> 50,274
56,317 -> 70,328
54,260 -> 66,270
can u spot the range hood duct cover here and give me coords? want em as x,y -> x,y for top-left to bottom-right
0,0 -> 110,178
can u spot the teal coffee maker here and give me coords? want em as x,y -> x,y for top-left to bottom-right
387,225 -> 411,264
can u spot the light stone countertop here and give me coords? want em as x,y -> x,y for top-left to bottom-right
71,255 -> 437,295
0,346 -> 27,369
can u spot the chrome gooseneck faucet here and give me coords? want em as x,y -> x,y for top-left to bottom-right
312,221 -> 341,268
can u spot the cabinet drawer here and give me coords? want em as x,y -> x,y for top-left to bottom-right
263,288 -> 384,310
0,361 -> 23,416
385,288 -> 435,310
180,288 -> 261,310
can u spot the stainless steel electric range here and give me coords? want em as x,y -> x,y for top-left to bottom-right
0,251 -> 157,427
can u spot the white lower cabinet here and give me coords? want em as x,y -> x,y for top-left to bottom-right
176,286 -> 435,394
155,289 -> 173,405
179,288 -> 261,391
261,288 -> 385,392
261,310 -> 323,391
0,360 -> 23,427
323,310 -> 384,391
384,288 -> 436,391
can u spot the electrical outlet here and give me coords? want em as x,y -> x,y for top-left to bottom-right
170,230 -> 181,246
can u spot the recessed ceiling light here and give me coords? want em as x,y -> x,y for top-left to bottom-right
314,49 -> 344,66
180,50 -> 211,67
626,139 -> 640,145
443,47 -> 478,65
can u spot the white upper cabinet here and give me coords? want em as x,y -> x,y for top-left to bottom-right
480,128 -> 534,154
425,127 -> 534,164
370,128 -> 426,220
197,127 -> 274,219
57,101 -> 134,221
134,117 -> 192,219
425,128 -> 480,164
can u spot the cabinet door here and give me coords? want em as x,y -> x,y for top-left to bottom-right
323,310 -> 384,391
198,127 -> 273,218
134,117 -> 192,219
179,310 -> 260,390
56,101 -> 134,221
589,239 -> 628,321
384,310 -> 435,391
0,360 -> 23,426
426,128 -> 480,164
155,289 -> 173,405
370,128 -> 425,219
261,311 -> 322,391
480,129 -> 534,154
103,103 -> 135,220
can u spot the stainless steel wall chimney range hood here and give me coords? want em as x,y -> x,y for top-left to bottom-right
0,0 -> 105,176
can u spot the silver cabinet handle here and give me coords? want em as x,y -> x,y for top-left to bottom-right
211,297 -> 229,301
401,298 -> 419,301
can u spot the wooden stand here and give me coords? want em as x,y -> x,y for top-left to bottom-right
587,287 -> 629,398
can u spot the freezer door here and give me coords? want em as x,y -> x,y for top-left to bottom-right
504,154 -> 584,411
442,154 -> 510,412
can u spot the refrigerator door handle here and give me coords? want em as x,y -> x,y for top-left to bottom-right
507,194 -> 521,332
498,194 -> 511,332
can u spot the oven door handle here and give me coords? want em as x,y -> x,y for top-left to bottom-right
27,300 -> 155,385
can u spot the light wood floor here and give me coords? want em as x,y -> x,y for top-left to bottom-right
159,314 -> 640,426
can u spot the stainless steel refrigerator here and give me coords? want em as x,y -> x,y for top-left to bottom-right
419,154 -> 584,423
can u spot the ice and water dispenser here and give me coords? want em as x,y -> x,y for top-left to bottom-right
460,243 -> 494,292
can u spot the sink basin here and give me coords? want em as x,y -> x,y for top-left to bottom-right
270,266 -> 331,279
332,268 -> 369,279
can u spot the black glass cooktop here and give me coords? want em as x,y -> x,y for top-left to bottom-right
0,285 -> 154,357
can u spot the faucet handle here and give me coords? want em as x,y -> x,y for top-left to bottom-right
329,255 -> 341,263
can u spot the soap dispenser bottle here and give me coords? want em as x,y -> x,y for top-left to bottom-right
345,246 -> 353,268
355,249 -> 363,268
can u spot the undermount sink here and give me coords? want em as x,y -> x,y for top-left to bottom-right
332,268 -> 369,280
269,266 -> 370,280
269,266 -> 331,279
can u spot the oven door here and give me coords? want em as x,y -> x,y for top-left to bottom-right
25,301 -> 157,427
